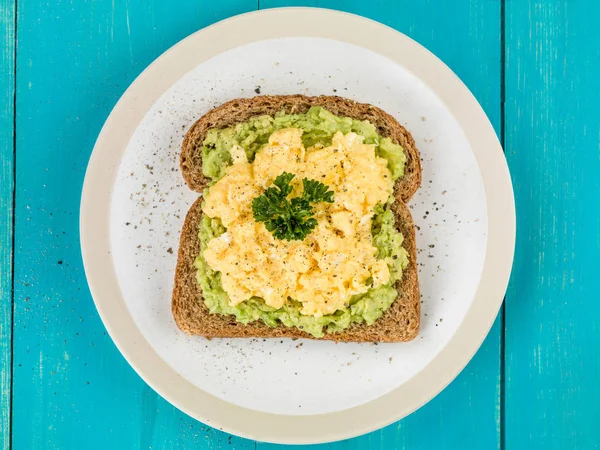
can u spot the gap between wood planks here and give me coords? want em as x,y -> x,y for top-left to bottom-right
9,0 -> 18,448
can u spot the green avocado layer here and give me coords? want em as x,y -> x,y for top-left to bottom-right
202,106 -> 407,182
195,107 -> 409,337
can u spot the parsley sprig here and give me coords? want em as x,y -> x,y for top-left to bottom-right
252,172 -> 334,241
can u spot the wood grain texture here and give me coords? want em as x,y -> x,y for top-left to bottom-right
504,1 -> 600,449
0,1 -> 15,448
258,1 -> 503,448
12,1 -> 255,449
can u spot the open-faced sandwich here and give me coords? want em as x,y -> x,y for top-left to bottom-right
172,95 -> 421,342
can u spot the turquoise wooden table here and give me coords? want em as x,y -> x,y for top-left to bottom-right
1,0 -> 599,448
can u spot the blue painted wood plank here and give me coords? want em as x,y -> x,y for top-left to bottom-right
0,1 -> 15,448
258,1 -> 503,448
12,1 -> 256,449
504,1 -> 600,449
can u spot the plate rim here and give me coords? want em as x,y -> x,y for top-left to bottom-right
80,7 -> 515,444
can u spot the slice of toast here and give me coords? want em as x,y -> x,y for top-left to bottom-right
180,95 -> 422,202
172,197 -> 420,343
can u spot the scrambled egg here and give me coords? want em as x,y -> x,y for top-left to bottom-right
202,128 -> 394,317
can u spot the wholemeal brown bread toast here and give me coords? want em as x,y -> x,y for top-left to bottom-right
172,197 -> 419,343
180,95 -> 422,202
172,95 -> 421,342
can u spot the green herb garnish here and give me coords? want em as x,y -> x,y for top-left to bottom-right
251,172 -> 334,241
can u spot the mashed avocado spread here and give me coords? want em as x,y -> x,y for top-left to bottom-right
202,106 -> 407,182
195,106 -> 409,337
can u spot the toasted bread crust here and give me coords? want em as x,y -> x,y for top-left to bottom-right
180,95 -> 421,202
172,198 -> 419,343
173,95 -> 421,342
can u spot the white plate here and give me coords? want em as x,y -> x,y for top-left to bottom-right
81,8 -> 515,444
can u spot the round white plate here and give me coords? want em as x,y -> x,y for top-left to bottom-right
81,8 -> 515,444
